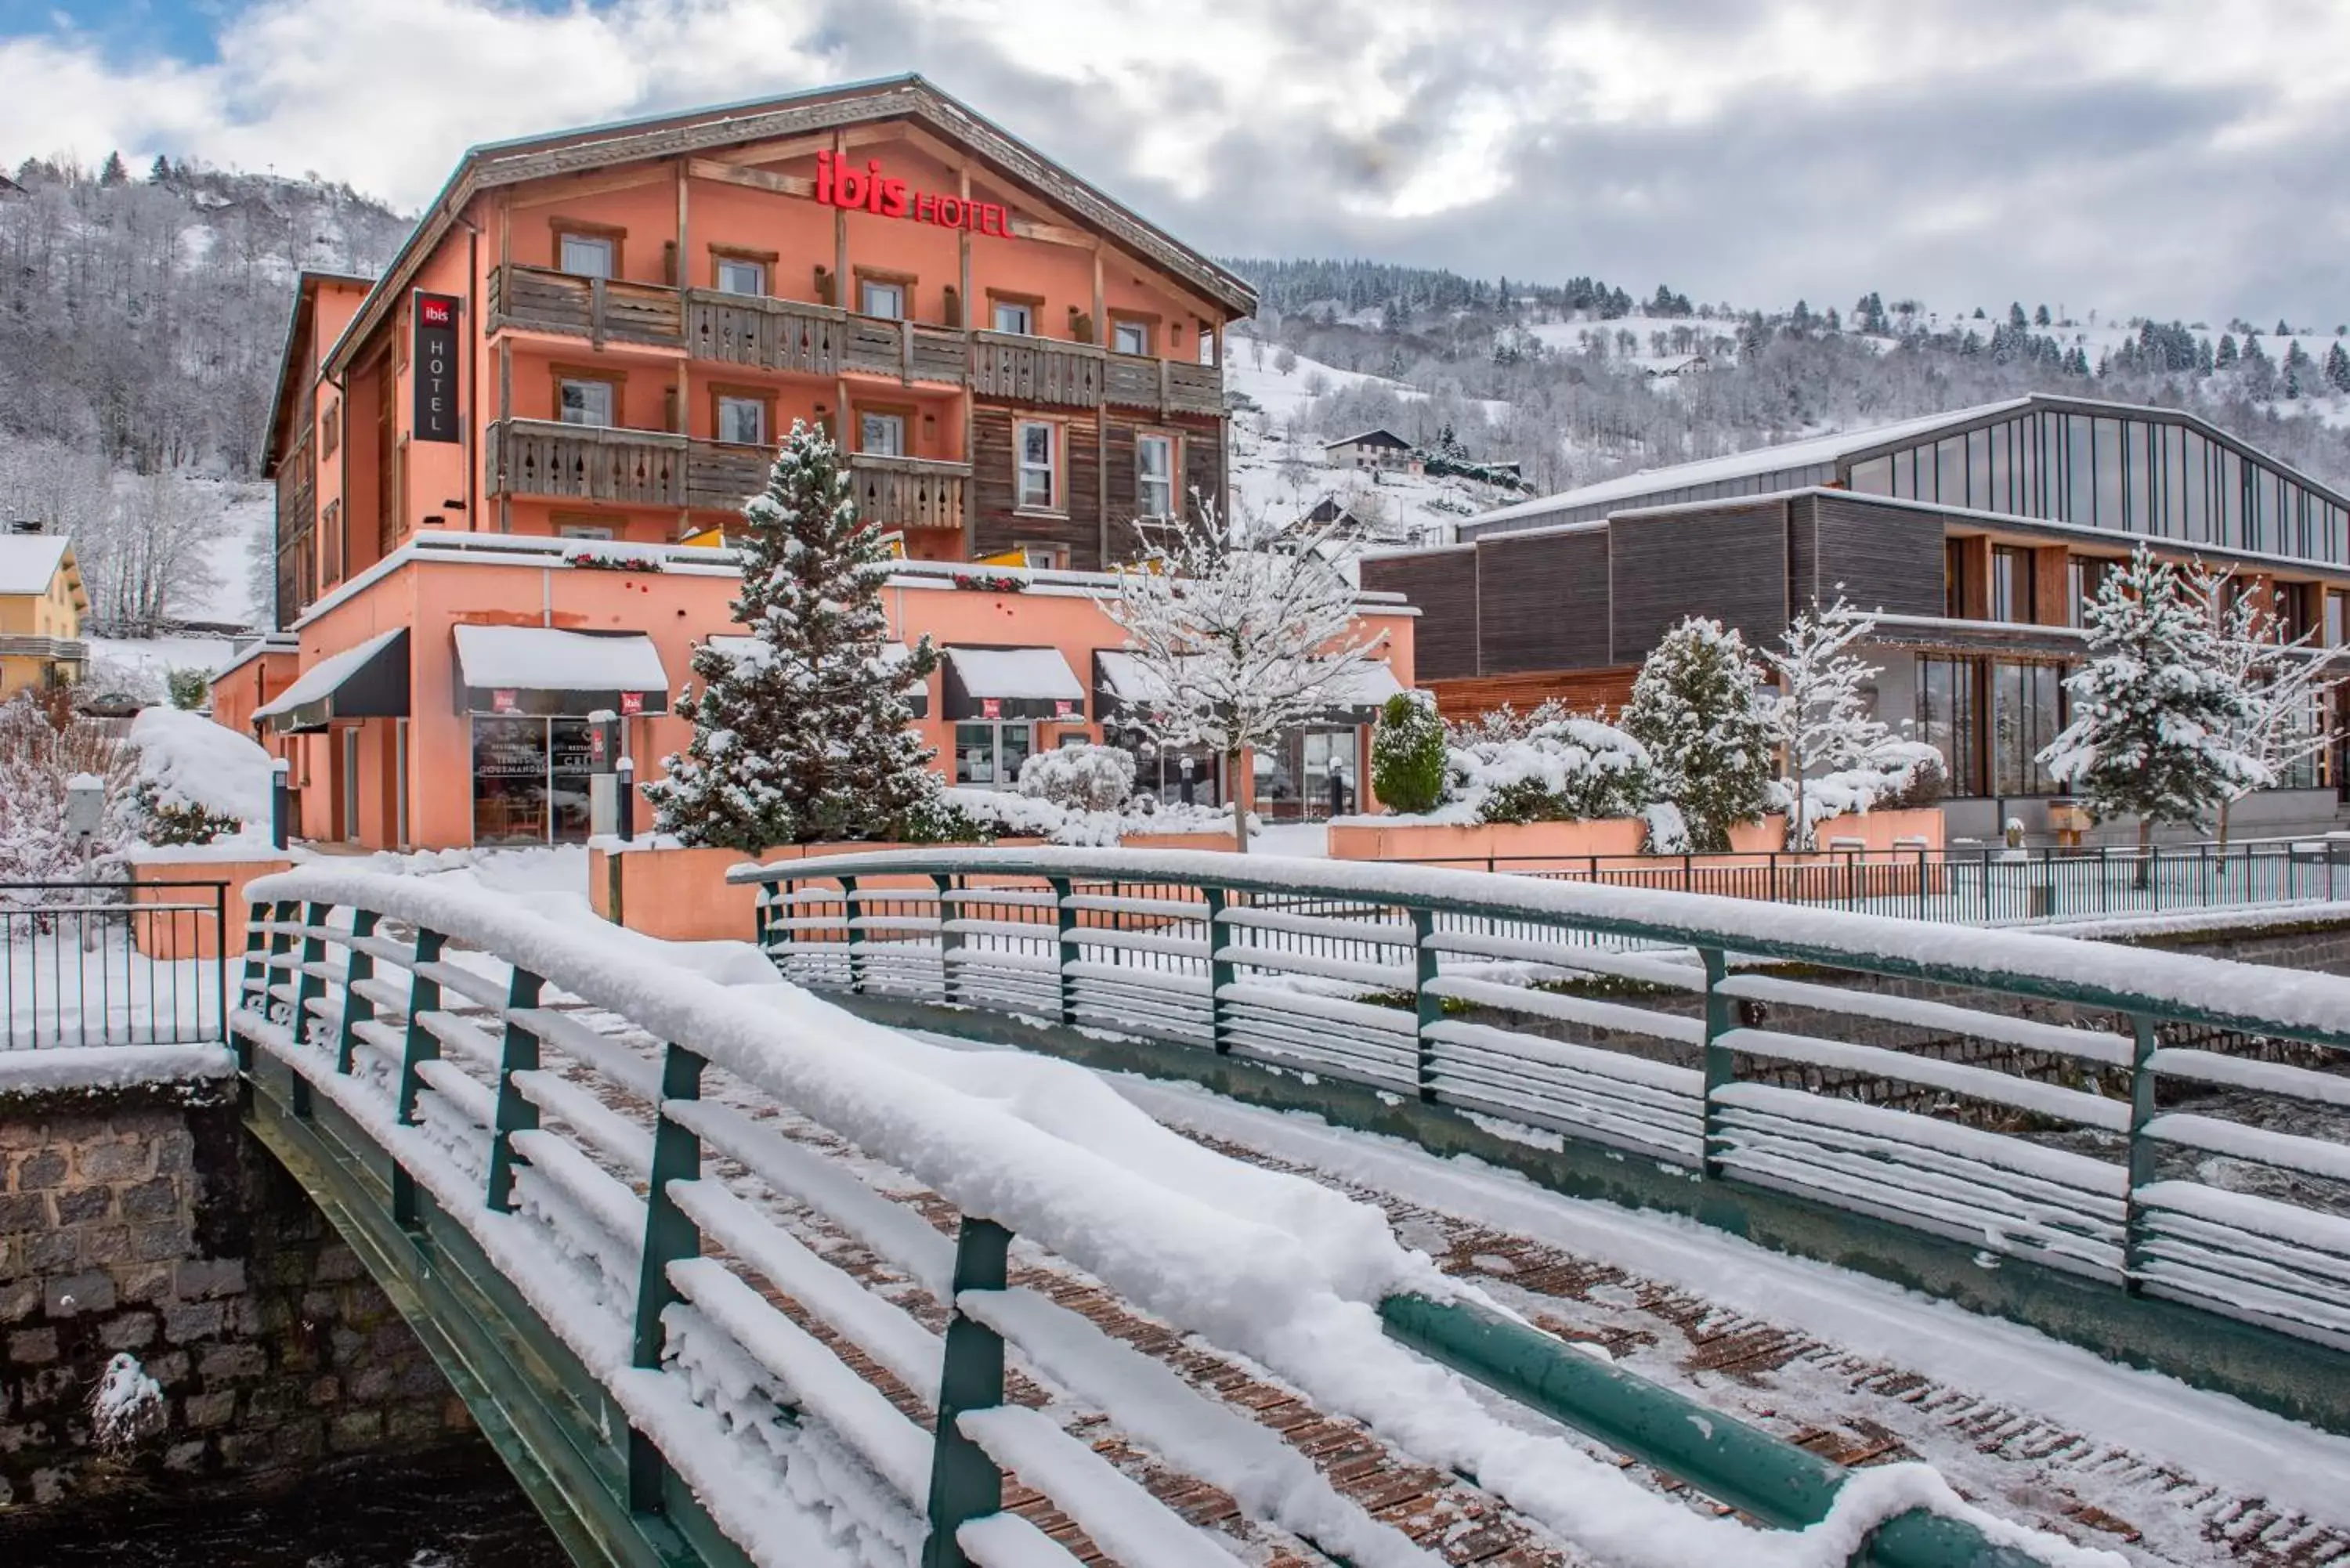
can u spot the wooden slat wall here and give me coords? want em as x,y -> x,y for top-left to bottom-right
970,407 -> 1105,568
1181,418 -> 1222,525
2030,546 -> 2070,626
1607,500 -> 1789,663
1428,667 -> 1637,721
1362,551 -> 1477,679
1478,530 -> 1610,674
1799,493 -> 1948,617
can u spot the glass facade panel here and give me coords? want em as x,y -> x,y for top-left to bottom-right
1848,456 -> 1893,495
2066,415 -> 2095,525
1915,658 -> 1980,797
1990,546 -> 2031,623
2221,449 -> 2243,547
2092,418 -> 2124,529
1987,423 -> 2012,515
953,722 -> 1035,787
2182,432 -> 2207,541
1936,437 -> 1965,506
1965,428 -> 1992,510
1991,663 -> 2063,796
2125,421 -> 2154,534
1252,727 -> 1361,822
2017,415 -> 2041,516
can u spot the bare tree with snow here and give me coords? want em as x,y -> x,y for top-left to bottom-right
2192,564 -> 2345,852
1101,500 -> 1383,851
1760,594 -> 1937,850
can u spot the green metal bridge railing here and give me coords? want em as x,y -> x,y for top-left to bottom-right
735,845 -> 2350,1443
227,865 -> 2074,1568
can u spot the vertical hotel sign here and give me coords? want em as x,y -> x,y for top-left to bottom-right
414,294 -> 461,443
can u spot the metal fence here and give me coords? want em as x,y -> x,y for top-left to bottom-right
2,880 -> 230,1050
1370,835 -> 2350,925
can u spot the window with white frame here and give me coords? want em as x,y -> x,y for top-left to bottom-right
1017,421 -> 1057,510
557,378 -> 616,428
859,412 -> 906,457
1137,433 -> 1175,519
992,300 -> 1034,335
717,396 -> 766,446
859,279 -> 906,320
714,256 -> 766,296
558,233 -> 615,279
1112,319 -> 1150,356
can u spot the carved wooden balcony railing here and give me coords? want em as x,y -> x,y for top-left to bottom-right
486,420 -> 688,507
487,265 -> 686,349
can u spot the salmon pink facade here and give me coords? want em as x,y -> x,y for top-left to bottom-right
244,78 -> 1415,850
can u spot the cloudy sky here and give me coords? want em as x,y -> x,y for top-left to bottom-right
3,0 -> 2346,323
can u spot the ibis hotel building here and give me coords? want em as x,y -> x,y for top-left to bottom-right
1363,396 -> 2350,843
219,76 -> 1416,850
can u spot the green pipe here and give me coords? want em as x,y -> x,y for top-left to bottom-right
1379,1294 -> 2046,1567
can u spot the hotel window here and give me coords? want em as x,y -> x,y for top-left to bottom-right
716,394 -> 768,446
1137,433 -> 1175,519
555,374 -> 619,428
321,403 -> 340,459
1990,661 -> 2063,796
2067,556 -> 2113,627
1944,539 -> 1969,618
1989,545 -> 2032,623
1016,421 -> 1058,511
2329,591 -> 2348,648
953,722 -> 1034,789
992,298 -> 1036,335
1111,318 -> 1152,356
859,276 -> 907,320
556,228 -> 618,280
859,411 -> 907,457
714,255 -> 767,296
1915,657 -> 1982,797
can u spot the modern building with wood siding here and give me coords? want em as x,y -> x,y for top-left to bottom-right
239,77 -> 1421,851
1362,394 -> 2350,842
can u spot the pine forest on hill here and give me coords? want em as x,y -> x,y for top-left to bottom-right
0,151 -> 2346,647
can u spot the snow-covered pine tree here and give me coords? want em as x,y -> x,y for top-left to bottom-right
1762,596 -> 1889,851
2038,546 -> 2266,865
1623,618 -> 1777,854
644,421 -> 940,851
2192,565 -> 2344,851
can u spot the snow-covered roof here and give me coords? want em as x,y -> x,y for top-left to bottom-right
453,624 -> 667,693
1469,399 -> 2034,529
1327,428 -> 1412,450
0,533 -> 73,596
255,627 -> 407,719
941,646 -> 1085,702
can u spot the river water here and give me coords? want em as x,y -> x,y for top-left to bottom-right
0,1447 -> 566,1566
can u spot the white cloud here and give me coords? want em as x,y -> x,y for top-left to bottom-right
4,0 -> 2348,320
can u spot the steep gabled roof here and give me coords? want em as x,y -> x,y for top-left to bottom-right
319,74 -> 1256,386
259,270 -> 375,476
1328,428 -> 1412,450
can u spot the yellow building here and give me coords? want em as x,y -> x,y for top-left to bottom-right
0,532 -> 89,699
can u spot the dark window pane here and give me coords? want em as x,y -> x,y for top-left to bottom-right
2066,415 -> 2095,524
2125,421 -> 2153,534
1848,455 -> 1893,495
1987,423 -> 2012,514
2092,418 -> 2124,529
1966,428 -> 1992,510
1936,437 -> 1965,505
2182,432 -> 2207,541
2222,449 -> 2243,545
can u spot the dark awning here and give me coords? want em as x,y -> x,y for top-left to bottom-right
453,624 -> 670,718
254,627 -> 410,735
941,646 -> 1085,723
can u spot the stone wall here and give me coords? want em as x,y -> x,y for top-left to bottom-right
0,1069 -> 472,1510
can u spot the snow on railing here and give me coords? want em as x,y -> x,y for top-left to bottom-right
230,866 -> 2087,1568
737,846 -> 2350,1364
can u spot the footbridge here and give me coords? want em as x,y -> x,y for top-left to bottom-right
226,851 -> 2350,1568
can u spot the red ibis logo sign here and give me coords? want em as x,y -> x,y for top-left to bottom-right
815,150 -> 1014,237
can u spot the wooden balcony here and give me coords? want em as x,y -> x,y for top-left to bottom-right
486,419 -> 688,506
685,291 -> 967,385
491,419 -> 966,532
487,269 -> 1224,414
848,453 -> 968,532
487,265 -> 685,349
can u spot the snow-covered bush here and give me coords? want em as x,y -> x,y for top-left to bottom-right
1447,710 -> 1657,825
1623,619 -> 1777,853
1783,742 -> 1944,844
125,706 -> 273,847
893,792 -> 998,846
165,667 -> 209,710
947,786 -> 1235,847
0,689 -> 136,889
1017,744 -> 1136,814
1371,692 -> 1446,814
